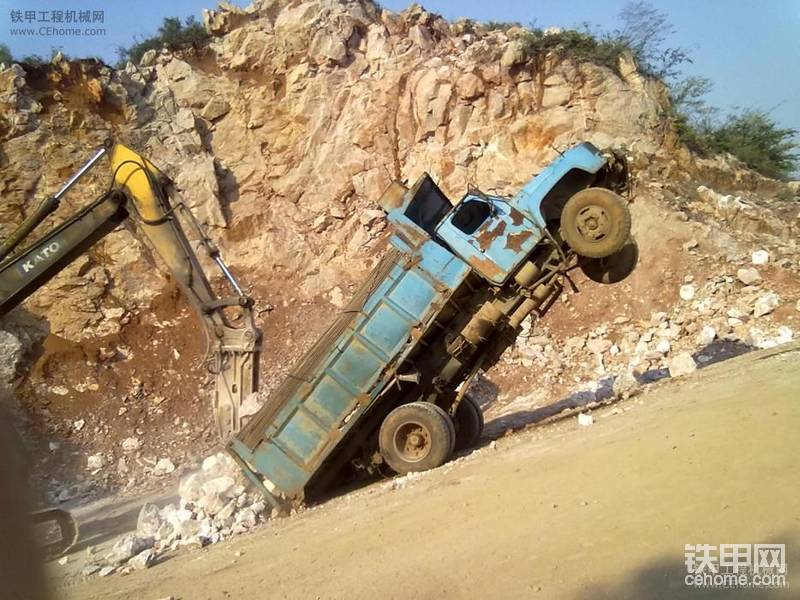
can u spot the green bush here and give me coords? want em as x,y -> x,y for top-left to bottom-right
117,16 -> 209,66
702,111 -> 797,179
515,27 -> 630,73
0,44 -> 12,64
484,21 -> 521,31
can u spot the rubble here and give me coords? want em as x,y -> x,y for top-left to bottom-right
91,452 -> 273,578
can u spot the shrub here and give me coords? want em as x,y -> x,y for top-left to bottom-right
613,1 -> 691,79
704,111 -> 798,179
117,15 -> 209,66
516,27 -> 630,73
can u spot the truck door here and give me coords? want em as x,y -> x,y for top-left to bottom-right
435,194 -> 541,285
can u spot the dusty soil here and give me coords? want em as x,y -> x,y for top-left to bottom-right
52,342 -> 800,600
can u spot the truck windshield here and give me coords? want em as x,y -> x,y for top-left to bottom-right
451,199 -> 491,235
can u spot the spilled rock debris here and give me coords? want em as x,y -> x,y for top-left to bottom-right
82,452 -> 277,578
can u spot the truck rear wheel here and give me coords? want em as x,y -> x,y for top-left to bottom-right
379,402 -> 454,474
453,395 -> 484,451
560,187 -> 631,258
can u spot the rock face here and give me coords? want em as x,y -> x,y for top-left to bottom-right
0,0 -> 671,343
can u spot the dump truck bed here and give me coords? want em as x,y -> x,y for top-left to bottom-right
230,236 -> 471,505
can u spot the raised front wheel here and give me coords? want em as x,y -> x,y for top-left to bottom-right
560,187 -> 631,258
379,402 -> 454,474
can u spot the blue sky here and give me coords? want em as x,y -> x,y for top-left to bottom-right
1,0 -> 798,152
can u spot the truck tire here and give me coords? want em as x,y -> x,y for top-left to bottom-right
379,402 -> 454,474
453,395 -> 484,451
560,187 -> 631,258
580,236 -> 639,284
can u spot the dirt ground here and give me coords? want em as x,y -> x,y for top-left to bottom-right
50,341 -> 799,600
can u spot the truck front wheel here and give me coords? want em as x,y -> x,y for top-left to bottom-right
560,187 -> 631,258
379,402 -> 454,474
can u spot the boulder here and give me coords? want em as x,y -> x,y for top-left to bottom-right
736,268 -> 762,285
136,503 -> 162,539
753,292 -> 779,318
668,353 -> 697,378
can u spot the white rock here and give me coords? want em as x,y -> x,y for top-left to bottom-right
655,339 -> 671,354
668,353 -> 697,377
136,504 -> 163,539
58,556 -> 69,566
736,268 -> 761,285
577,413 -> 594,427
200,476 -> 236,498
87,453 -> 105,470
752,250 -> 770,265
235,508 -> 258,528
249,500 -> 267,515
121,437 -> 142,452
51,385 -> 69,395
73,419 -> 86,432
98,566 -> 116,577
747,328 -> 774,349
175,518 -> 201,541
197,492 -> 226,516
154,458 -> 176,475
775,326 -> 794,345
82,564 -> 101,576
613,368 -> 641,399
129,548 -> 156,570
679,284 -> 696,301
108,533 -> 151,565
696,326 -> 717,346
178,472 -> 203,502
586,338 -> 612,355
753,292 -> 779,318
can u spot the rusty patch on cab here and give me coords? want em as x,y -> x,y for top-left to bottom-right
468,255 -> 505,281
475,220 -> 506,247
509,209 -> 525,226
505,231 -> 533,252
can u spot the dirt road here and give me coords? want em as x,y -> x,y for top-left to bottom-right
54,343 -> 800,600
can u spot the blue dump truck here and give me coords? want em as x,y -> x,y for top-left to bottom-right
229,142 -> 637,508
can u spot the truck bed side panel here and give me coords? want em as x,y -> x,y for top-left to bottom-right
231,239 -> 470,499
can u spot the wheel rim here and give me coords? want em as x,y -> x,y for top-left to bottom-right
393,421 -> 432,463
575,205 -> 610,241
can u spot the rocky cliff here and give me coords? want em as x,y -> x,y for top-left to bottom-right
1,0 -> 797,502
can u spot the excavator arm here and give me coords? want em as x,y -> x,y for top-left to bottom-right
0,141 -> 260,441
